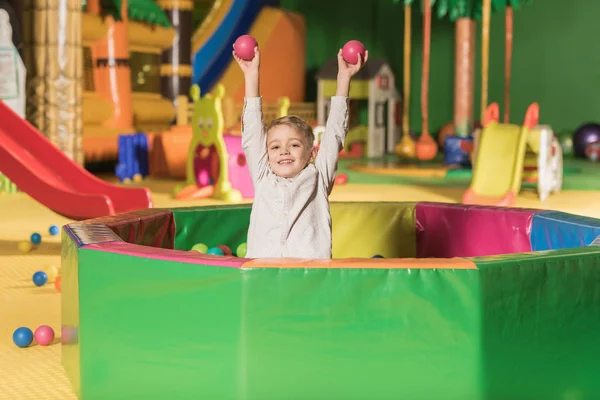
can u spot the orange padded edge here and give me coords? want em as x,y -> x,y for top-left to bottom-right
241,257 -> 477,269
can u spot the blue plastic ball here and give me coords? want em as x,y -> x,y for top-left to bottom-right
372,254 -> 384,258
13,327 -> 33,348
33,271 -> 48,286
49,225 -> 59,236
206,247 -> 224,256
30,232 -> 42,245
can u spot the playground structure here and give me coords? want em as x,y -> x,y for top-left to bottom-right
175,84 -> 254,201
463,103 -> 562,206
0,101 -> 152,220
146,87 -> 316,184
62,201 -> 600,399
316,57 -> 401,158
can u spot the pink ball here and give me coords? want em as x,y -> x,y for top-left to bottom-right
342,40 -> 366,65
35,325 -> 55,346
217,245 -> 232,256
234,35 -> 258,61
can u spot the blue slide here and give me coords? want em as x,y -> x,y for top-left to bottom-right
192,0 -> 280,93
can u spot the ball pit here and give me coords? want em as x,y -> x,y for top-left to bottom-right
61,203 -> 600,399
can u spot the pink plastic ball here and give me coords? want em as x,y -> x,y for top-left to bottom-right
234,35 -> 258,61
217,245 -> 232,256
34,325 -> 55,346
342,40 -> 366,65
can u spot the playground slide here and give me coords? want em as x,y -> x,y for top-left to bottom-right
192,0 -> 264,92
0,102 -> 152,220
191,0 -> 305,102
462,121 -> 529,206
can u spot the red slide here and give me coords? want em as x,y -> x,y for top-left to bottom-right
0,102 -> 152,220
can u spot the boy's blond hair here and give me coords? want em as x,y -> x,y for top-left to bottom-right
267,115 -> 315,147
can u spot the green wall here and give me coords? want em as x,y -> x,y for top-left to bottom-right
281,0 -> 599,135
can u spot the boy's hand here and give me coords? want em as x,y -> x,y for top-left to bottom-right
337,48 -> 368,79
233,46 -> 260,76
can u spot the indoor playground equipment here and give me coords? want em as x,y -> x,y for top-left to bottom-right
191,0 -> 306,103
0,101 -> 152,220
175,84 -> 253,202
62,202 -> 600,399
316,56 -> 400,158
463,103 -> 562,207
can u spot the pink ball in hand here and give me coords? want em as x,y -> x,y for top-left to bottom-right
35,325 -> 55,346
234,35 -> 258,61
342,40 -> 366,65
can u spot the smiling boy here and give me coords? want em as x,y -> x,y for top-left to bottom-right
234,45 -> 367,258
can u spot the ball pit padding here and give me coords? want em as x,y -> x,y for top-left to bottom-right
98,209 -> 175,249
172,203 -> 418,258
172,205 -> 251,253
415,202 -> 537,258
61,202 -> 600,399
242,256 -> 476,269
530,210 -> 600,251
87,242 -> 245,267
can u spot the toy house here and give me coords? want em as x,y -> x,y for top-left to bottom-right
316,57 -> 401,158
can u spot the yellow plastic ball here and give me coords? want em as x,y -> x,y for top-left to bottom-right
44,264 -> 60,282
18,241 -> 32,253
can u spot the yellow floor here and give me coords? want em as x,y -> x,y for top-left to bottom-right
1,177 -> 599,399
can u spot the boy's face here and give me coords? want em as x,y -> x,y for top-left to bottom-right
267,124 -> 316,178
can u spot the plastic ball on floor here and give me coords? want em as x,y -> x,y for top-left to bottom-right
30,232 -> 42,245
34,325 -> 55,346
18,240 -> 32,253
206,247 -> 224,256
54,276 -> 62,292
49,225 -> 59,236
62,325 -> 79,345
236,242 -> 248,258
372,254 -> 384,258
217,245 -> 232,256
33,271 -> 48,286
334,173 -> 348,185
13,327 -> 33,348
44,264 -> 59,282
190,243 -> 208,253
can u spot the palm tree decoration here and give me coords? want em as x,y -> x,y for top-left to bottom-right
414,0 -> 438,161
495,0 -> 533,122
435,0 -> 479,138
392,0 -> 438,161
480,0 -> 492,122
394,0 -> 416,159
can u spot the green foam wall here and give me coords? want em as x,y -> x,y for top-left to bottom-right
74,247 -> 481,399
61,229 -> 82,398
77,248 -> 243,399
172,205 -> 251,252
473,246 -> 600,399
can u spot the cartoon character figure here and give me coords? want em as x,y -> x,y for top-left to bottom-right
176,84 -> 242,202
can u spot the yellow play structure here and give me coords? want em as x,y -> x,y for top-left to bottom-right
463,102 -> 563,206
173,85 -> 309,202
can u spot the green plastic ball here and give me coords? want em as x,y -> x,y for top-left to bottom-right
190,243 -> 209,253
236,242 -> 247,258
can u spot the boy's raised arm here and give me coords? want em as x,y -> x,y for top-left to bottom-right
235,46 -> 268,183
315,48 -> 368,194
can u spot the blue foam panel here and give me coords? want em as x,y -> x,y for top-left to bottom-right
530,211 -> 600,251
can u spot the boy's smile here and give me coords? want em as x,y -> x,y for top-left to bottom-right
267,124 -> 316,178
